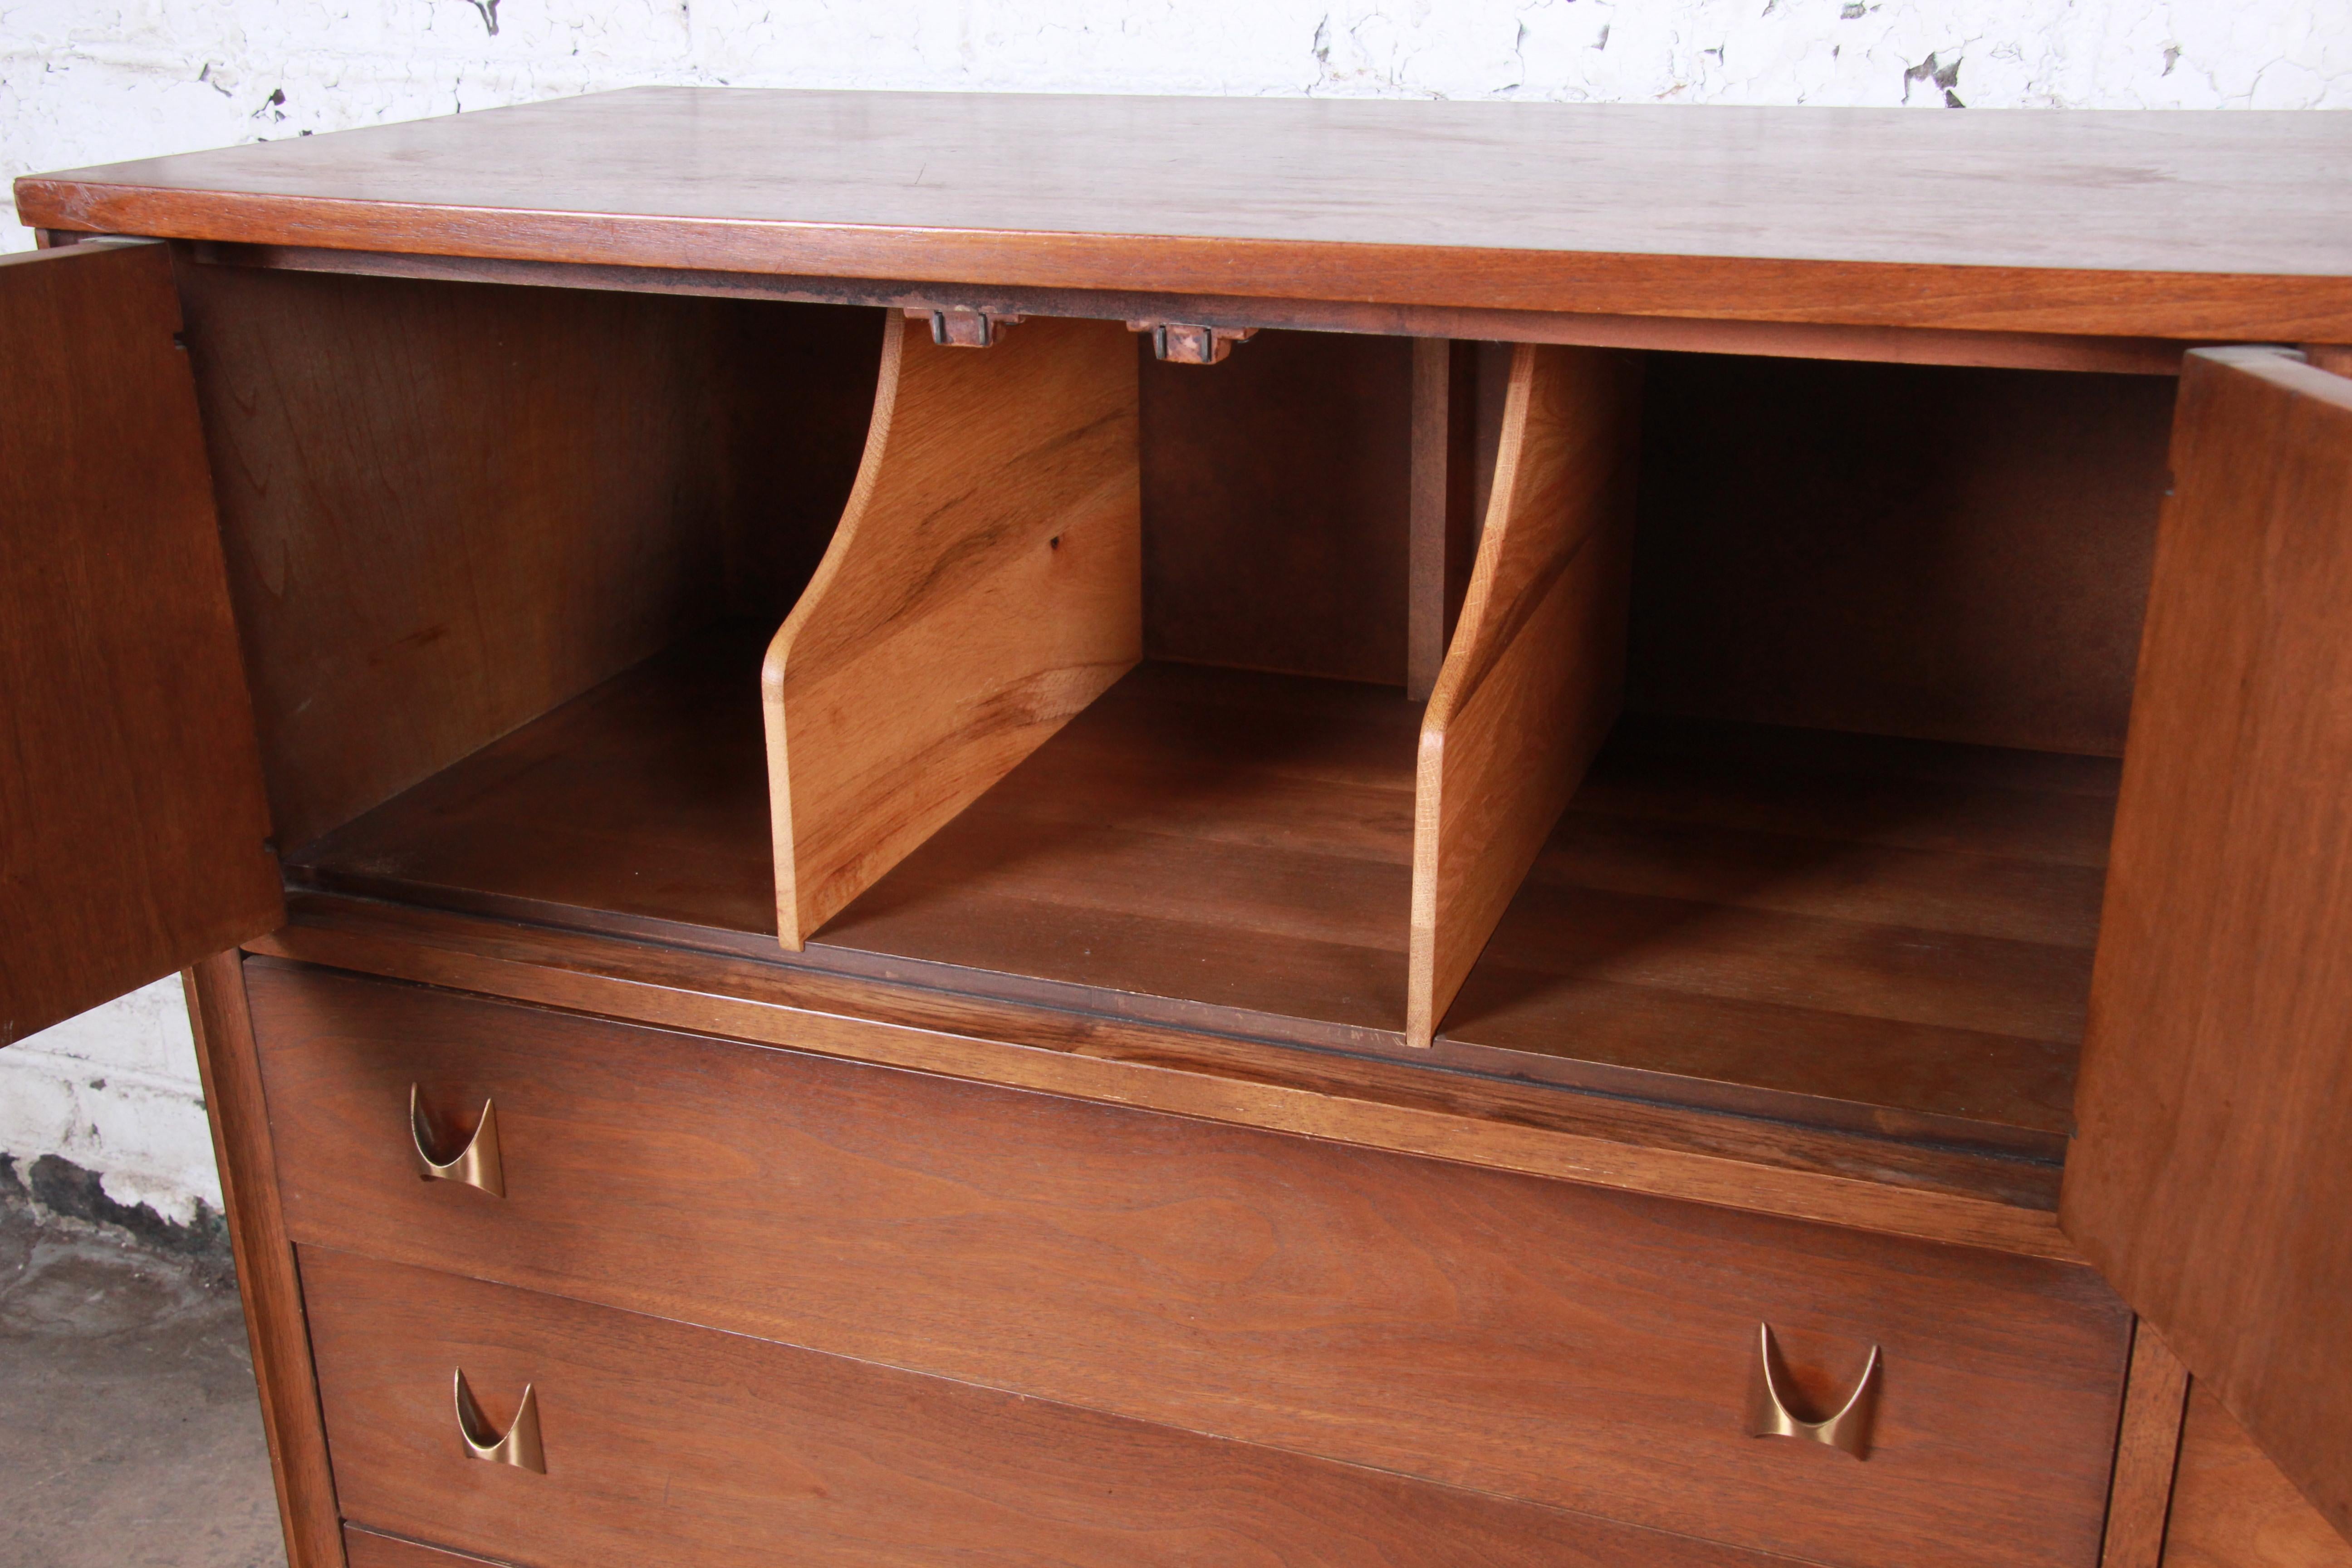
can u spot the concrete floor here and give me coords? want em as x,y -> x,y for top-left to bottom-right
0,1200 -> 286,1568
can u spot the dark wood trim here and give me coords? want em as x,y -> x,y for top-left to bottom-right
166,240 -> 2199,376
2102,1320 -> 2191,1568
1407,338 -> 1478,700
244,894 -> 2074,1258
184,951 -> 345,1568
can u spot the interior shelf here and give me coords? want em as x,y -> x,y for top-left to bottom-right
287,620 -> 2112,1160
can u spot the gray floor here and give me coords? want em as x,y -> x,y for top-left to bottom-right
0,1201 -> 286,1568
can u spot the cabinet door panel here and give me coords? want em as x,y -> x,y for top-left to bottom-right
0,240 -> 279,1044
2066,346 -> 2352,1544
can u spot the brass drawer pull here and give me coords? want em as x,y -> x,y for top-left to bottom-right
1747,1323 -> 1881,1460
410,1083 -> 504,1196
454,1370 -> 544,1473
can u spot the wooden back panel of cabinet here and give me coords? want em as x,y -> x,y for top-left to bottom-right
250,960 -> 2129,1568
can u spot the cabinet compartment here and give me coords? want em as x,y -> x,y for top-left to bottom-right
257,961 -> 2129,1568
243,261 -> 2173,1159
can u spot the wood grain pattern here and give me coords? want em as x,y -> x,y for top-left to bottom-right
307,1250 -> 1803,1568
21,89 -> 2352,338
1446,715 -> 2115,1158
182,953 -> 344,1568
344,1534 -> 511,1568
251,961 -> 2129,1568
174,259 -> 874,853
1408,338 -> 1479,701
1140,327 -> 1410,685
0,240 -> 281,1044
1629,354 -> 2175,757
2064,348 -> 2352,1542
1410,343 -> 1642,1047
343,1531 -> 511,1568
2105,1323 -> 2192,1568
249,896 -> 2077,1244
187,240 -> 2198,377
285,622 -> 2114,1158
2164,1387 -> 2352,1568
765,310 -> 1140,947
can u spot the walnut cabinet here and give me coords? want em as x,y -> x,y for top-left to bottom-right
7,90 -> 2352,1568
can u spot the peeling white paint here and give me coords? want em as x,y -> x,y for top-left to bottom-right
2,0 -> 2347,1227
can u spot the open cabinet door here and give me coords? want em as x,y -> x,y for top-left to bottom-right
2065,346 -> 2352,1544
0,240 -> 281,1045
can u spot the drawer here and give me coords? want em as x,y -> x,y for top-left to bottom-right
254,961 -> 2131,1568
305,1247 -> 1789,1568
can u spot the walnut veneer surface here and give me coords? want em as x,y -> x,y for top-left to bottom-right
17,89 -> 2352,338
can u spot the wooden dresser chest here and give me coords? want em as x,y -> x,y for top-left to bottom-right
6,90 -> 2351,1568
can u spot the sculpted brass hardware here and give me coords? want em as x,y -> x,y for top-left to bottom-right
454,1370 -> 544,1474
1746,1322 -> 1882,1460
410,1084 -> 504,1197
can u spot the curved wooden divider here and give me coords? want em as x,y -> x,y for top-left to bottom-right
764,312 -> 1142,949
1408,343 -> 1645,1047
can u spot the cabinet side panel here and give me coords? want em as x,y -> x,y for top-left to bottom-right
185,951 -> 344,1568
0,241 -> 281,1043
173,260 -> 738,853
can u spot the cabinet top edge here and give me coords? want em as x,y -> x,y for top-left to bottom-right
15,88 -> 2352,341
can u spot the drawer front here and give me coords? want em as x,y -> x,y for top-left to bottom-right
255,961 -> 2129,1568
305,1248 -> 1787,1568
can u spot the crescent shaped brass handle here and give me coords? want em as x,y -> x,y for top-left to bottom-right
454,1370 -> 544,1473
1746,1322 -> 1882,1460
410,1084 -> 504,1197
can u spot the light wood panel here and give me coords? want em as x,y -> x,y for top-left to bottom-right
1628,354 -> 2174,757
2105,1324 -> 2193,1568
183,953 -> 343,1568
252,963 -> 2127,1568
0,240 -> 281,1044
1409,343 -> 1642,1047
2065,348 -> 2352,1540
2165,1386 -> 2352,1568
22,89 -> 2352,338
764,311 -> 1140,947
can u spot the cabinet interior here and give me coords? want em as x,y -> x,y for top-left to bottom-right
190,262 -> 2176,1168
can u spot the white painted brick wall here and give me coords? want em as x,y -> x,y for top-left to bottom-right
4,0 -> 2347,1228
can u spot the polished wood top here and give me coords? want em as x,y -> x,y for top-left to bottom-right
17,88 -> 2352,338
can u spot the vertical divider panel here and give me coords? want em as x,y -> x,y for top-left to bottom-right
764,313 -> 1142,949
1407,343 -> 1644,1047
